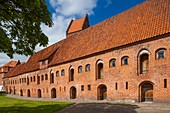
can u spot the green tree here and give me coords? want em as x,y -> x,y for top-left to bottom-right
0,0 -> 53,58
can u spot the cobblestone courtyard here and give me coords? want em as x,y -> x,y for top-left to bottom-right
57,103 -> 170,113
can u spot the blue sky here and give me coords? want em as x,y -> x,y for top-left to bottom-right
89,0 -> 145,25
0,0 -> 145,66
47,0 -> 145,26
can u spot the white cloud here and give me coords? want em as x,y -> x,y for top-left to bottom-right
41,13 -> 72,45
0,0 -> 98,66
50,0 -> 97,17
105,0 -> 112,8
41,0 -> 98,46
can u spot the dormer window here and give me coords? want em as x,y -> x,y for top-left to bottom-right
41,60 -> 46,65
40,60 -> 48,69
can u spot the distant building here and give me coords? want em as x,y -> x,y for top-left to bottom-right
0,61 -> 20,91
2,0 -> 170,103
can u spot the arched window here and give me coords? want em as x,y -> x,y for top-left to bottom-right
78,66 -> 83,73
96,60 -> 104,79
56,71 -> 59,76
140,54 -> 149,74
109,58 -> 116,67
33,76 -> 36,82
61,69 -> 65,76
45,74 -> 48,80
50,71 -> 54,84
85,64 -> 91,72
69,67 -> 74,82
156,48 -> 166,60
121,56 -> 129,65
138,49 -> 150,74
27,77 -> 29,85
41,75 -> 44,81
37,76 -> 40,85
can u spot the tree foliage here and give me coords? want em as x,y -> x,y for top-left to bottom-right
0,0 -> 53,58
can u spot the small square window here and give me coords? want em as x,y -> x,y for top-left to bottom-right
81,85 -> 84,91
88,85 -> 91,91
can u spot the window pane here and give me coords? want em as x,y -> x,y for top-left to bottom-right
124,58 -> 128,65
56,71 -> 59,76
42,60 -> 45,65
61,70 -> 65,76
158,51 -> 164,59
110,59 -> 116,67
88,85 -> 91,90
86,64 -> 90,72
164,79 -> 167,88
78,66 -> 82,73
81,85 -> 84,91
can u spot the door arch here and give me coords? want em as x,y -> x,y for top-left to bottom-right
20,89 -> 23,96
51,88 -> 56,98
38,89 -> 41,98
27,89 -> 31,97
139,81 -> 153,102
14,88 -> 16,95
9,87 -> 12,94
97,84 -> 107,100
70,86 -> 76,99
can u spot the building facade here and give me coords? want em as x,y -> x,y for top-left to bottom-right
2,0 -> 170,103
0,61 -> 19,91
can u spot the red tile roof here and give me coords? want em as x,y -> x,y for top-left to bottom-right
3,63 -> 26,78
4,0 -> 170,78
49,0 -> 170,66
67,14 -> 90,34
4,40 -> 64,78
0,61 -> 18,73
3,61 -> 18,67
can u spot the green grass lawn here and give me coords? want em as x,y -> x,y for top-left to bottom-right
0,94 -> 74,113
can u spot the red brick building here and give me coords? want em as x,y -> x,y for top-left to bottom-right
0,61 -> 19,91
2,0 -> 170,103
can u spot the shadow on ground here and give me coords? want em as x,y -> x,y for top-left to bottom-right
57,103 -> 140,113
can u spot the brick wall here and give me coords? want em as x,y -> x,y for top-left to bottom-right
3,35 -> 170,103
